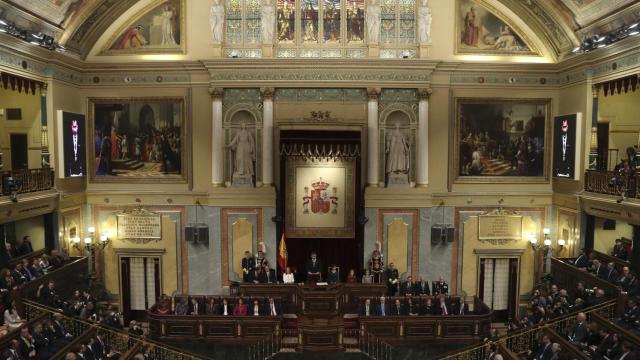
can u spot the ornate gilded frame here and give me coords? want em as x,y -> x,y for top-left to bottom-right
88,97 -> 188,184
453,97 -> 551,184
99,0 -> 186,55
454,0 -> 541,57
285,158 -> 356,238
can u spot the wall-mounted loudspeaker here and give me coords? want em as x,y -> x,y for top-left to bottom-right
431,225 -> 455,244
185,225 -> 209,245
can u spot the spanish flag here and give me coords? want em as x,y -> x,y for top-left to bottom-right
277,231 -> 288,274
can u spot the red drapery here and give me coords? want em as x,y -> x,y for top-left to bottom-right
0,72 -> 43,95
598,74 -> 639,97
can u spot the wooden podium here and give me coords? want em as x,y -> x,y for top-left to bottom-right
297,317 -> 344,352
299,284 -> 342,317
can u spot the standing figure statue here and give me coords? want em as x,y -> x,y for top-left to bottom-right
261,0 -> 276,43
161,4 -> 177,46
210,0 -> 225,44
418,0 -> 432,44
366,0 -> 381,44
386,122 -> 410,174
228,122 -> 256,177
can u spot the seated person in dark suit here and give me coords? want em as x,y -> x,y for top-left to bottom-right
390,298 -> 405,316
604,262 -> 619,283
18,236 -> 34,255
436,295 -> 450,315
594,328 -> 615,358
406,297 -> 419,316
422,297 -> 436,315
18,327 -> 37,360
249,268 -> 262,284
359,298 -> 375,317
327,266 -> 340,284
189,297 -> 203,315
616,342 -> 637,360
528,334 -> 553,360
262,297 -> 281,316
93,333 -> 121,360
573,249 -> 590,269
241,251 -> 256,282
174,298 -> 189,315
619,299 -> 639,329
32,322 -> 56,359
452,297 -> 469,315
416,276 -> 430,295
385,263 -> 399,296
259,266 -> 276,284
590,259 -> 605,278
400,276 -> 415,296
568,312 -> 588,346
613,239 -> 628,260
216,298 -> 234,316
205,297 -> 216,315
432,276 -> 449,296
305,252 -> 323,283
377,296 -> 390,317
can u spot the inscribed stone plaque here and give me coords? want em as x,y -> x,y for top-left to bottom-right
478,215 -> 522,241
117,213 -> 162,240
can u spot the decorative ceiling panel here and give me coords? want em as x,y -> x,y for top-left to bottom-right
558,0 -> 637,27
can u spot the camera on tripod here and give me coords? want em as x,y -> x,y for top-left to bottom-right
2,176 -> 23,202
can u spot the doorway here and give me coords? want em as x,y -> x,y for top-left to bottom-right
478,257 -> 519,323
10,133 -> 28,170
120,256 -> 161,322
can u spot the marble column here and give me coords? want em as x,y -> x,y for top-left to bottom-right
261,88 -> 274,186
40,83 -> 50,168
210,88 -> 224,186
367,88 -> 380,187
416,88 -> 432,187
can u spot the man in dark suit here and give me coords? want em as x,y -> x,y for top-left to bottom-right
93,334 -> 121,359
18,327 -> 36,360
604,262 -> 619,283
18,236 -> 34,255
573,249 -> 590,268
32,322 -> 56,359
377,297 -> 389,317
249,268 -> 262,284
359,298 -> 375,317
590,259 -> 605,278
452,297 -> 469,315
613,239 -> 628,260
262,297 -> 281,316
390,298 -> 405,316
305,252 -> 322,283
189,297 -> 203,315
259,266 -> 276,284
432,277 -> 449,296
400,276 -> 415,296
422,298 -> 436,315
385,263 -> 399,296
3,339 -> 21,360
568,312 -> 588,345
416,276 -> 430,295
215,298 -> 233,316
617,267 -> 632,289
436,296 -> 450,315
241,251 -> 255,282
616,342 -> 636,360
620,299 -> 639,328
529,334 -> 553,360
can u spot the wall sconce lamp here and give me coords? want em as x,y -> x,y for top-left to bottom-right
528,233 -> 540,250
98,231 -> 111,249
557,239 -> 566,250
71,237 -> 81,251
543,228 -> 552,248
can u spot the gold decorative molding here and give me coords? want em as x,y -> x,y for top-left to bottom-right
261,87 -> 275,101
418,87 -> 432,101
210,87 -> 224,100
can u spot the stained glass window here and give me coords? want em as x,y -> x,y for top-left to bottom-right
380,0 -> 396,45
225,0 -> 262,46
398,0 -> 415,44
301,0 -> 319,43
346,0 -> 364,43
323,0 -> 341,43
277,0 -> 296,42
379,0 -> 415,46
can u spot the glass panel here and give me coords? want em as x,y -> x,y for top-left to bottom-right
246,0 -> 262,44
398,0 -> 415,44
323,0 -> 341,43
301,0 -> 319,43
226,0 -> 243,45
346,0 -> 364,43
277,0 -> 296,43
380,0 -> 396,45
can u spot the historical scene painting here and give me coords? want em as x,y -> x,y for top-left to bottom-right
456,99 -> 549,182
89,98 -> 185,182
347,0 -> 365,43
105,0 -> 184,53
457,0 -> 535,55
4,0 -> 92,28
277,0 -> 296,42
301,0 -> 319,42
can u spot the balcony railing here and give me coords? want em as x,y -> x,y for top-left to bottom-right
0,168 -> 55,196
584,169 -> 640,198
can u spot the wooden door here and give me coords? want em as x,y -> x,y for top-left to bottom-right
10,133 -> 28,170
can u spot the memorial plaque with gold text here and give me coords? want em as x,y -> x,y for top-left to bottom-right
478,215 -> 522,242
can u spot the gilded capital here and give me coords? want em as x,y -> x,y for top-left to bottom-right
209,87 -> 224,100
418,87 -> 432,100
261,87 -> 275,101
367,87 -> 380,101
592,84 -> 599,98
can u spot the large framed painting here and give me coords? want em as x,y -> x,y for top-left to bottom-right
454,98 -> 551,183
88,98 -> 187,183
285,159 -> 355,238
455,0 -> 539,56
101,0 -> 185,55
553,113 -> 583,180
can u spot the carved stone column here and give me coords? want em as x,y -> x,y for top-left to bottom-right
261,88 -> 274,186
416,88 -> 432,187
367,88 -> 380,186
210,88 -> 224,186
40,83 -> 50,168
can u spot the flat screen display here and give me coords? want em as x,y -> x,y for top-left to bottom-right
553,113 -> 582,180
62,112 -> 86,177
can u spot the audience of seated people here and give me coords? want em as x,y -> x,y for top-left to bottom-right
167,295 -> 283,317
357,295 -> 468,317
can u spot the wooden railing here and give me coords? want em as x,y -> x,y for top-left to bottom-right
0,168 -> 55,196
584,169 -> 640,198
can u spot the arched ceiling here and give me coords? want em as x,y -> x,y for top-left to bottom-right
0,0 -> 638,61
